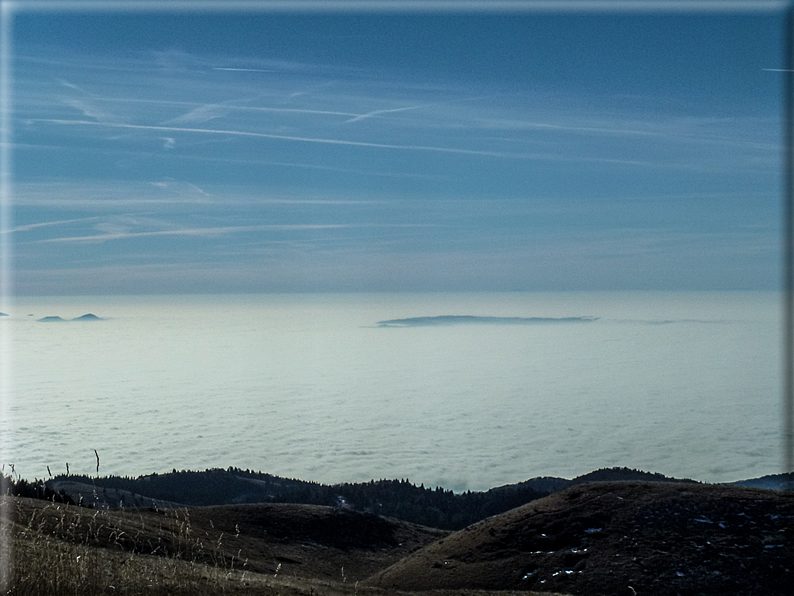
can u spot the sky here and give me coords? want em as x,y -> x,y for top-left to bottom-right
7,2 -> 787,294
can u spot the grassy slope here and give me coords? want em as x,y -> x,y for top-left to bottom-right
4,481 -> 792,595
367,482 -> 794,596
2,495 -> 566,596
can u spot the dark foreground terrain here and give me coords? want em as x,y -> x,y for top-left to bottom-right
3,480 -> 792,595
368,481 -> 793,595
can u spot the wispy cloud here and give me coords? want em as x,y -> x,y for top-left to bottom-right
6,216 -> 101,234
57,79 -> 86,93
342,95 -> 491,125
54,78 -> 123,124
61,98 -> 117,122
149,179 -> 210,198
13,180 -> 218,210
65,96 -> 361,119
343,104 -> 429,124
163,154 -> 445,179
473,114 -> 777,150
159,94 -> 372,126
11,181 -> 397,211
212,67 -> 278,73
36,224 -> 368,244
34,118 -> 528,158
163,103 -> 231,125
32,118 -> 684,167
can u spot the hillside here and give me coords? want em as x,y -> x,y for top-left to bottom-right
3,494 -> 450,595
5,480 -> 791,595
366,481 -> 794,595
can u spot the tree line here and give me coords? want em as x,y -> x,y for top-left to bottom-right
31,467 -> 548,530
4,466 -> 690,530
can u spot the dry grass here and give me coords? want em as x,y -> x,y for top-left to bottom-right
3,496 -> 253,595
2,495 -> 562,596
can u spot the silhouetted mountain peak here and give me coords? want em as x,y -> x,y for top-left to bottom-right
37,313 -> 104,322
73,313 -> 103,321
37,315 -> 66,322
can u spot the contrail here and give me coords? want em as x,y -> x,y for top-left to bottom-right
344,96 -> 490,124
80,96 -> 361,118
344,105 -> 428,124
33,118 -> 678,167
36,224 -> 356,243
6,216 -> 101,233
33,118 -> 520,158
213,67 -> 278,72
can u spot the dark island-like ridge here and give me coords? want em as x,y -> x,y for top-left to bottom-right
377,315 -> 598,327
36,313 -> 103,322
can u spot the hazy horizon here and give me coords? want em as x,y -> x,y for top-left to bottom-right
3,291 -> 781,491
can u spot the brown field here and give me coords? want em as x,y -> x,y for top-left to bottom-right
2,481 -> 792,595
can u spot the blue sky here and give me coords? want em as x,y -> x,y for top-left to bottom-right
9,3 -> 786,294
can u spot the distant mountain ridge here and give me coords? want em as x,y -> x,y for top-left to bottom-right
73,313 -> 102,321
491,467 -> 699,496
376,315 -> 598,327
37,313 -> 103,322
724,472 -> 793,490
